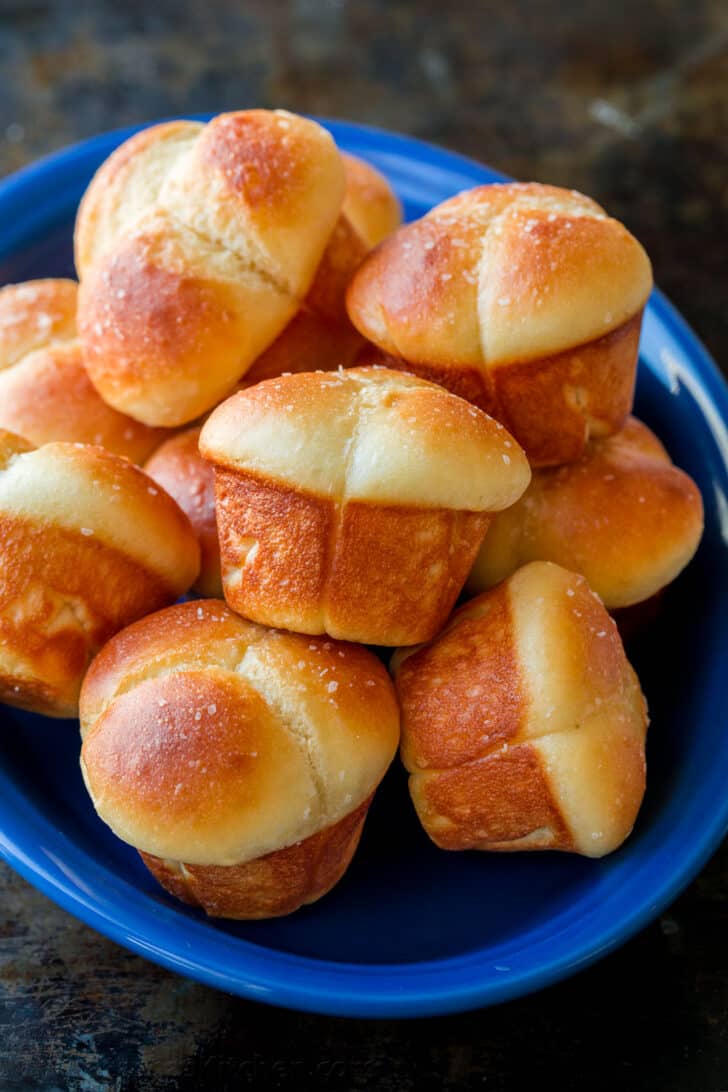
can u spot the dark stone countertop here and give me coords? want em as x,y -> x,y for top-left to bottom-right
1,1 -> 727,1088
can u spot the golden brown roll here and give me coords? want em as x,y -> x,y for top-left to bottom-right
199,366 -> 531,646
0,430 -> 199,717
393,561 -> 648,857
347,182 -> 653,466
467,416 -> 703,608
79,600 -> 400,918
145,427 -> 221,598
341,153 -> 403,248
0,279 -> 166,461
75,110 -> 346,426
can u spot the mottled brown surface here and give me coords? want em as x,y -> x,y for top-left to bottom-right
1,0 -> 726,1087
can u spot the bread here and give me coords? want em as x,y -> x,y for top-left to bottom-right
75,111 -> 346,426
0,430 -> 199,717
392,561 -> 648,857
79,599 -> 400,918
0,279 -> 166,461
341,153 -> 403,248
199,367 -> 530,645
467,417 -> 703,608
240,213 -> 369,385
347,182 -> 653,466
145,427 -> 221,597
238,154 -> 402,386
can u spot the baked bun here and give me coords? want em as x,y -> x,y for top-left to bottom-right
199,366 -> 530,645
0,431 -> 199,717
75,111 -> 346,426
0,279 -> 165,461
393,561 -> 648,857
347,182 -> 653,466
468,417 -> 703,608
145,427 -> 221,597
79,599 -> 399,918
239,155 -> 402,386
341,153 -> 403,248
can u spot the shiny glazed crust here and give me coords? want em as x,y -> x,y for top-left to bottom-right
393,561 -> 648,857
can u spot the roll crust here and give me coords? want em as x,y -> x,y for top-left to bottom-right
200,367 -> 530,644
467,417 -> 704,608
76,111 -> 346,426
240,213 -> 369,386
79,600 -> 399,917
144,427 -> 221,598
341,153 -> 403,249
0,431 -> 199,717
393,561 -> 648,857
231,155 -> 402,387
139,795 -> 371,919
347,182 -> 653,465
0,279 -> 166,461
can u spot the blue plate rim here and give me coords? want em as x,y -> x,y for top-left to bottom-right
0,117 -> 727,1019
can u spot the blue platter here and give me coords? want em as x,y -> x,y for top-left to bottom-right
0,118 -> 727,1018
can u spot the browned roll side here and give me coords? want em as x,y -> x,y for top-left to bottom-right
0,279 -> 167,461
0,430 -> 199,717
144,427 -> 221,598
80,601 -> 400,918
392,561 -> 648,857
199,367 -> 531,645
140,796 -> 371,920
467,416 -> 704,608
341,153 -> 403,249
347,182 -> 653,466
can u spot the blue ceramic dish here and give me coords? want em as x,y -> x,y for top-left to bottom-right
0,119 -> 726,1019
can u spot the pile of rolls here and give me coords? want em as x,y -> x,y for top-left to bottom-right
0,109 -> 703,919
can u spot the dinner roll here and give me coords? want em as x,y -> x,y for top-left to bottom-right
341,153 -> 403,248
200,367 -> 530,645
0,431 -> 199,717
79,600 -> 400,918
75,110 -> 346,426
468,417 -> 704,608
347,182 -> 653,465
0,280 -> 165,461
145,427 -> 221,598
393,561 -> 648,857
